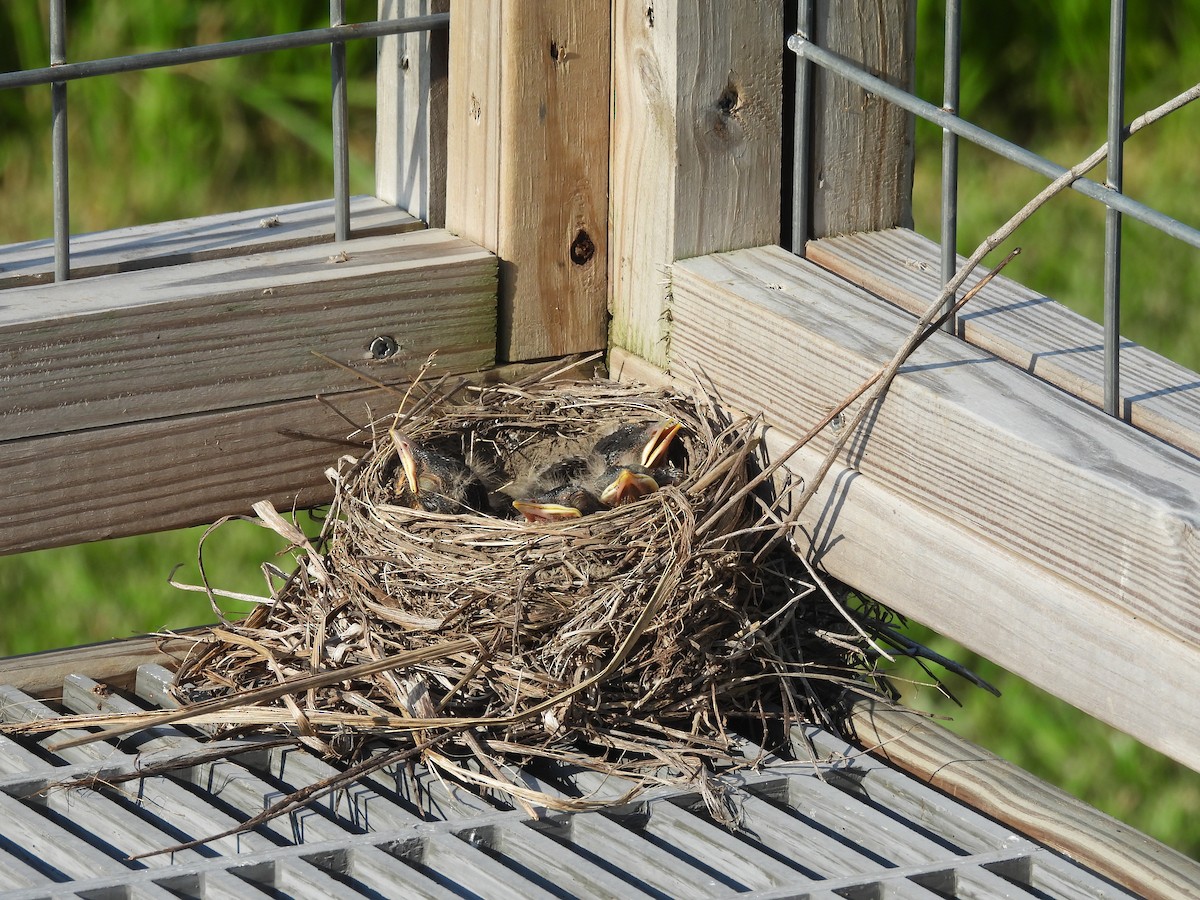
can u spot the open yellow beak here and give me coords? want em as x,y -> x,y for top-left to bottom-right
599,468 -> 659,507
389,429 -> 421,495
640,421 -> 682,468
512,500 -> 584,523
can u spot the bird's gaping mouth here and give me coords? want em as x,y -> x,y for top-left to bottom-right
512,500 -> 584,522
389,429 -> 421,495
640,420 -> 682,468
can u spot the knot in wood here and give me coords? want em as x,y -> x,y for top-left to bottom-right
570,229 -> 596,266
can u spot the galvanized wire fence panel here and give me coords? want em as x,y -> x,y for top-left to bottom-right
789,0 -> 1200,418
0,4 -> 450,282
0,664 -> 1137,899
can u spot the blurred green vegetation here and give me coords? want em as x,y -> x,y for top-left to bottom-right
0,1 -> 380,240
911,0 -> 1200,364
1,0 -> 1197,861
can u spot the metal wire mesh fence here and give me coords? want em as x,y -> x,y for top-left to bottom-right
789,0 -> 1200,418
0,2 -> 449,281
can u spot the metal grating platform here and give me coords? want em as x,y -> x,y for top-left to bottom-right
0,664 -> 1134,899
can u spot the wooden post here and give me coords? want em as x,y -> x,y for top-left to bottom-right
444,0 -> 610,363
609,1 -> 783,368
376,0 -> 450,227
807,0 -> 916,238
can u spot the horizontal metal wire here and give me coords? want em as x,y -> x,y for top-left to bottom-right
787,34 -> 1200,252
0,13 -> 449,91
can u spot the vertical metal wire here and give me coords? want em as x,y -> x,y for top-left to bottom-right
790,0 -> 815,256
939,0 -> 961,332
330,0 -> 350,242
1103,0 -> 1127,417
50,0 -> 70,281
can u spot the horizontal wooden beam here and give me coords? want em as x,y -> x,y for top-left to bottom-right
843,699 -> 1200,899
3,387 -> 396,554
0,229 -> 496,442
0,196 -> 423,289
807,227 -> 1200,460
612,241 -> 1200,772
0,633 -> 202,698
2,359 -> 590,556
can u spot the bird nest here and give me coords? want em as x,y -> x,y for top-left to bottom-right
172,374 -> 890,813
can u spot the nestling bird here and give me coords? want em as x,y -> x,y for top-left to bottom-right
389,429 -> 489,514
592,419 -> 684,503
511,419 -> 685,520
594,419 -> 682,470
512,483 -> 608,522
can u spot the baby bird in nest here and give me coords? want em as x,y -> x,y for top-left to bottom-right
389,429 -> 489,514
512,419 -> 683,522
594,419 -> 685,497
512,483 -> 608,523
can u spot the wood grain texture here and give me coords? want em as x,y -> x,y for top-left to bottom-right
669,246 -> 1200,648
0,633 -> 201,698
613,345 -> 1200,771
0,229 -> 496,441
3,387 -> 397,555
809,0 -> 916,237
808,227 -> 1200,459
846,698 -> 1200,899
627,246 -> 1200,769
447,0 -> 608,362
2,359 -> 594,556
445,0 -> 501,250
0,197 -> 422,289
609,0 -> 783,366
375,0 -> 449,227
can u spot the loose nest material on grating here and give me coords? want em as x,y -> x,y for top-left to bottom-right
171,373 -> 894,813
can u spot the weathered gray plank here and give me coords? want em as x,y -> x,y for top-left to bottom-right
376,0 -> 449,227
807,1 -> 916,238
0,229 -> 496,442
669,245 -> 1200,646
0,634 -> 197,697
0,196 -> 423,289
611,241 -> 1200,771
843,699 -> 1200,900
608,0 -> 783,366
1,357 -> 599,556
807,226 -> 1200,459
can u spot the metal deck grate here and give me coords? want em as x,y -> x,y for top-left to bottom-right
0,665 -> 1133,899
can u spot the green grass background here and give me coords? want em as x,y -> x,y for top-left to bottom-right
1,0 -> 1198,859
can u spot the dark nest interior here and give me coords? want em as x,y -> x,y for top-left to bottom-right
172,373 -> 900,813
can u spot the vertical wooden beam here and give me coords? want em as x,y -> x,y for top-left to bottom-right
808,0 -> 916,238
445,0 -> 610,363
376,0 -> 450,227
609,1 -> 783,368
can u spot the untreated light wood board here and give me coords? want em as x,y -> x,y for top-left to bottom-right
612,240 -> 1200,771
808,227 -> 1200,460
376,0 -> 449,227
445,0 -> 608,362
807,0 -> 916,238
844,700 -> 1200,899
616,342 -> 1200,771
3,358 -> 599,556
667,246 -> 1200,650
0,229 -> 496,441
609,0 -> 783,366
0,196 -> 423,289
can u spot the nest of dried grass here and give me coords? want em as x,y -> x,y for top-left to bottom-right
173,373 -> 890,811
